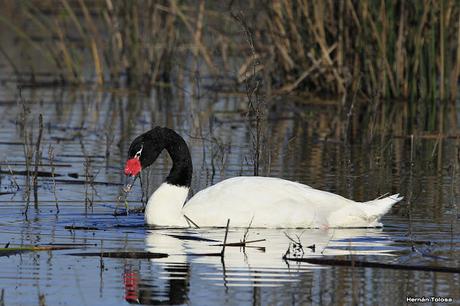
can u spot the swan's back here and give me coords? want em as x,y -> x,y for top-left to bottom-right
183,177 -> 402,228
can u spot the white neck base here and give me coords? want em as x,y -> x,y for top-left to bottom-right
144,183 -> 189,226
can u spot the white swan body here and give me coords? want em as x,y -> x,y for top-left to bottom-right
144,176 -> 403,228
125,127 -> 403,229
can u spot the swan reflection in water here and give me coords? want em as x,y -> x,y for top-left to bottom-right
123,227 -> 398,305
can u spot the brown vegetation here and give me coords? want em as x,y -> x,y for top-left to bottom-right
0,1 -> 459,135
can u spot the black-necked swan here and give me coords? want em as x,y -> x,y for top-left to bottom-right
124,127 -> 403,228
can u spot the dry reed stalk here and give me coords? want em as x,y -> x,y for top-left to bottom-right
91,39 -> 104,85
411,1 -> 430,93
5,163 -> 20,191
365,3 -> 397,97
337,0 -> 344,77
379,0 -> 388,97
407,134 -> 414,245
18,90 -> 31,214
14,1 -> 84,80
285,1 -> 306,60
440,0 -> 445,101
0,12 -> 55,68
52,1 -> 85,79
395,0 -> 406,96
279,44 -> 337,93
437,110 -> 444,170
232,10 -> 266,175
54,18 -> 79,81
241,216 -> 254,245
79,139 -> 93,210
451,11 -> 460,103
0,45 -> 20,78
38,293 -> 46,306
127,2 -> 142,85
270,1 -> 294,71
193,0 -> 205,60
346,0 -> 361,30
145,2 -> 158,84
77,0 -> 104,85
48,145 -> 59,213
61,0 -> 85,37
171,0 -> 217,74
84,155 -> 92,209
2,0 -> 460,131
220,219 -> 230,257
312,1 -> 345,94
189,0 -> 205,100
33,114 -> 43,208
102,0 -> 122,82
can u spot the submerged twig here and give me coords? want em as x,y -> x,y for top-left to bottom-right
5,161 -> 19,191
112,206 -> 144,216
65,225 -> 99,230
115,175 -> 139,215
284,256 -> 460,274
183,214 -> 200,228
0,244 -> 84,256
242,216 -> 254,244
220,219 -> 230,257
212,217 -> 265,248
283,232 -> 305,258
214,239 -> 265,247
67,251 -> 168,259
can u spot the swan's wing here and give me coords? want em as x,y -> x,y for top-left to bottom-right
183,177 -> 357,227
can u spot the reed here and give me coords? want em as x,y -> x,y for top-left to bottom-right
18,90 -> 32,215
232,10 -> 267,175
5,162 -> 20,191
273,1 -> 457,99
38,293 -> 46,306
48,145 -> 59,213
1,1 -> 459,136
79,139 -> 94,210
33,114 -> 43,208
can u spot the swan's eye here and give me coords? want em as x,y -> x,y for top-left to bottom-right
134,145 -> 143,159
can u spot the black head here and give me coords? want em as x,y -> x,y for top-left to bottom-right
124,127 -> 193,187
125,127 -> 165,176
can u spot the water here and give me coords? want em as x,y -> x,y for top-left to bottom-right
0,85 -> 459,306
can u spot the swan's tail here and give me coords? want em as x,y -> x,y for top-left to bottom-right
360,193 -> 403,221
327,193 -> 403,227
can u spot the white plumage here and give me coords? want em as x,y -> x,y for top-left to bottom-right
144,176 -> 403,228
126,127 -> 402,228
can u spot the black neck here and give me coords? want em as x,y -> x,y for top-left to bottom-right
160,128 -> 193,187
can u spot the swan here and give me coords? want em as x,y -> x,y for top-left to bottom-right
124,127 -> 403,228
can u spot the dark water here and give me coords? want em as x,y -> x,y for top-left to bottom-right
0,84 -> 459,306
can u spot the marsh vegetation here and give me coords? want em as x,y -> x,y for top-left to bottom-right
0,1 -> 459,305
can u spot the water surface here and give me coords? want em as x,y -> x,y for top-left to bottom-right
0,85 -> 459,305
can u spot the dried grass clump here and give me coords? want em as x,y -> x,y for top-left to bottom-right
254,0 -> 460,105
1,0 -> 459,129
